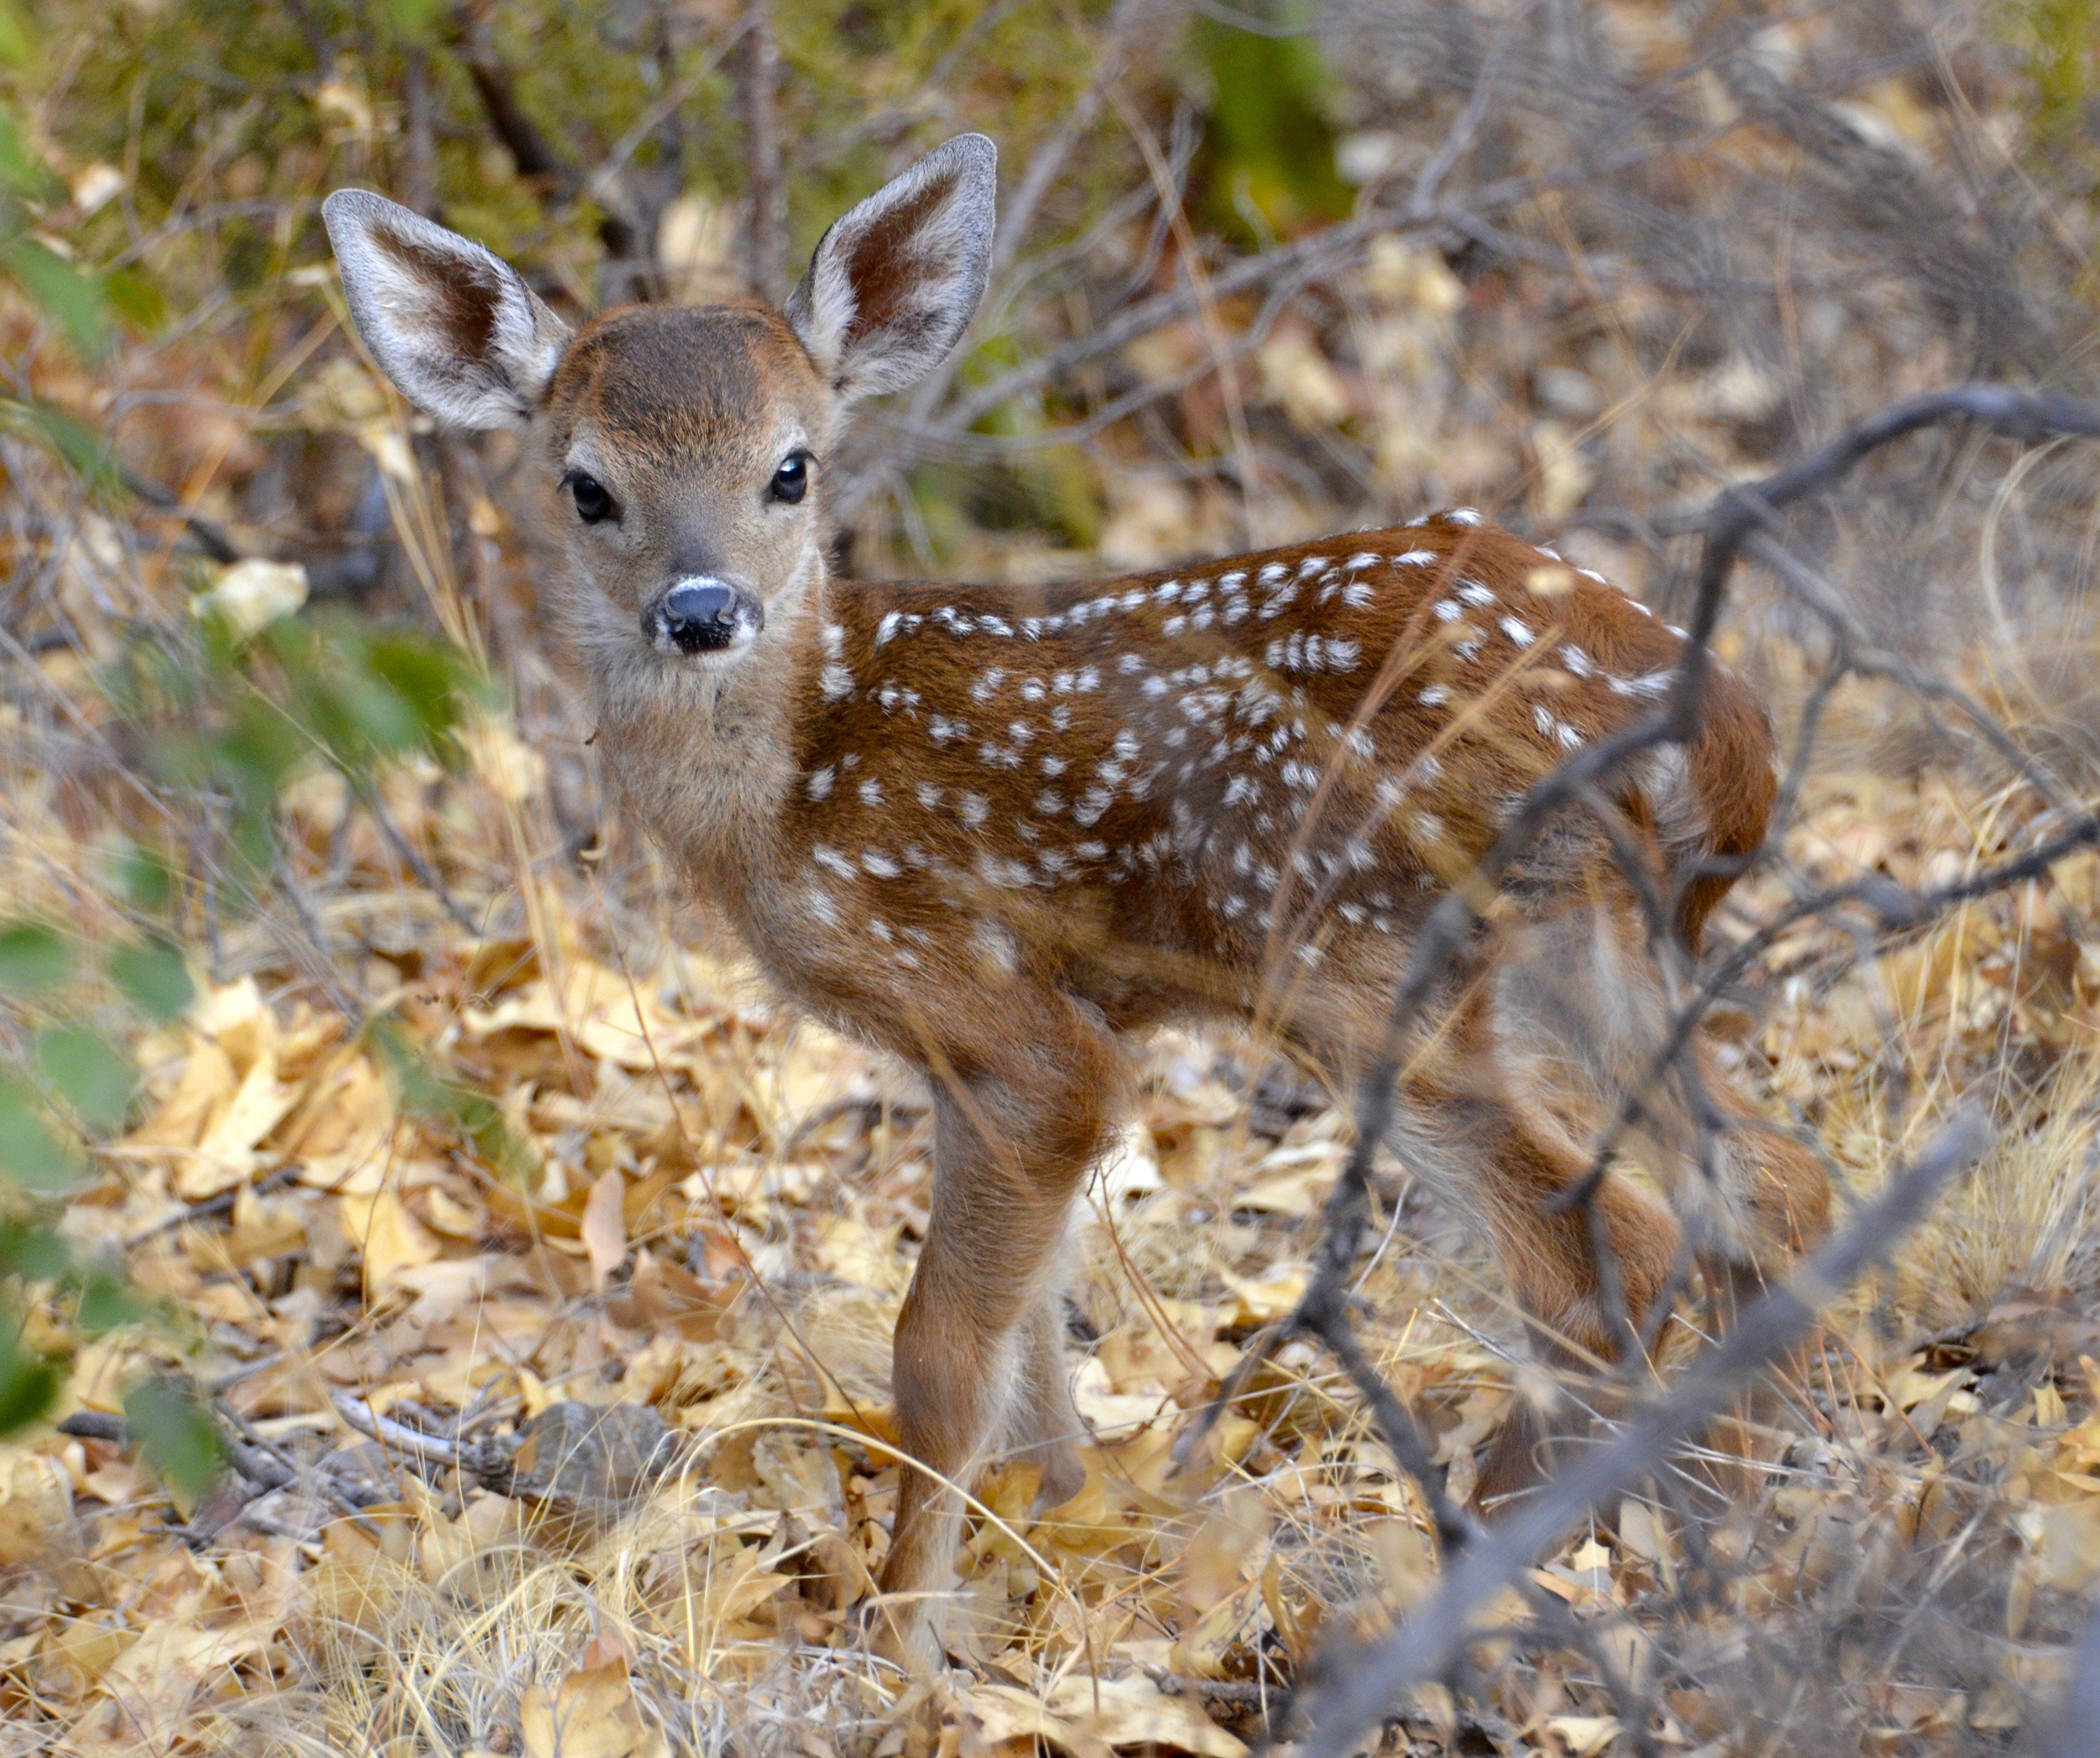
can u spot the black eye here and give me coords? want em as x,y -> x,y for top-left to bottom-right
565,472 -> 614,524
770,452 -> 809,505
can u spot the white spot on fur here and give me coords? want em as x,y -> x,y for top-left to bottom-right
976,851 -> 1036,889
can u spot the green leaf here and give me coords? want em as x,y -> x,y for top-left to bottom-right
101,268 -> 167,337
0,921 -> 70,992
0,396 -> 121,491
123,1376 -> 226,1501
0,236 -> 109,359
114,840 -> 177,915
35,1026 -> 136,1133
74,1272 -> 147,1333
366,632 -> 479,742
0,1333 -> 58,1437
1194,6 -> 1351,242
0,1081 -> 79,1189
108,940 -> 193,1022
0,1 -> 34,70
0,110 -> 49,196
0,1220 -> 68,1280
384,0 -> 444,40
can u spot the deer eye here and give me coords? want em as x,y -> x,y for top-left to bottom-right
770,452 -> 809,505
564,472 -> 615,524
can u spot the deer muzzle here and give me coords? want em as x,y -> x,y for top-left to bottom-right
644,577 -> 762,658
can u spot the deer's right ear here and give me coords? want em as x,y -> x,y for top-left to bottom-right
786,133 -> 996,405
322,191 -> 569,431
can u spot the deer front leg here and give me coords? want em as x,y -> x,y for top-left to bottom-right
1007,1280 -> 1088,1511
873,1013 -> 1121,1671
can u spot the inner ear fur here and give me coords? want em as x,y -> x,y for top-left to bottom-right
786,133 -> 997,406
322,190 -> 570,431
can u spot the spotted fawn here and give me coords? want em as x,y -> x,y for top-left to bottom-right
324,134 -> 1828,1667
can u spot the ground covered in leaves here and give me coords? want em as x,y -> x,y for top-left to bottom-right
5,656 -> 2100,1757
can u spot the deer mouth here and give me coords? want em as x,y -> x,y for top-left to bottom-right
643,577 -> 764,659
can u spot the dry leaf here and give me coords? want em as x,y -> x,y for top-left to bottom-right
1045,1673 -> 1247,1758
339,1187 -> 443,1287
582,1168 -> 628,1291
1217,1265 -> 1307,1325
1543,1713 -> 1621,1757
520,1659 -> 670,1758
0,1451 -> 75,1567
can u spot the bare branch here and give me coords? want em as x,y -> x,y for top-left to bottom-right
737,0 -> 785,305
1292,1110 -> 1990,1758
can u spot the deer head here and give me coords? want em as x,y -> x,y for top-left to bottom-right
322,135 -> 996,674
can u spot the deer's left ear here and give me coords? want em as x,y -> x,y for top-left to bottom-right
786,133 -> 996,406
322,190 -> 571,431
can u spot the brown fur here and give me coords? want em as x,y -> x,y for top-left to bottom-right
322,159 -> 1830,1671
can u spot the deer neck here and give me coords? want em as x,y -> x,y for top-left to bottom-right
579,546 -> 827,889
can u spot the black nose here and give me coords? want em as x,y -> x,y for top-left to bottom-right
654,580 -> 740,653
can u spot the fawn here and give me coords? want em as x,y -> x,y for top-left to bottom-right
324,134 -> 1828,1667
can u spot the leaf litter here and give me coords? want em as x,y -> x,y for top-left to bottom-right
1,654 -> 2098,1758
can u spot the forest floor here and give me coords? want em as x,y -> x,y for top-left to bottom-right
5,608 -> 2100,1757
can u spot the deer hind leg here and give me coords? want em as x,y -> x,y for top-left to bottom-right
1468,904 -> 1829,1500
1379,956 -> 1683,1505
1467,1100 -> 1683,1501
1385,1055 -> 1681,1505
873,1009 -> 1120,1671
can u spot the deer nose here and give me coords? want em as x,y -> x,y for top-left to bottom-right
648,577 -> 744,654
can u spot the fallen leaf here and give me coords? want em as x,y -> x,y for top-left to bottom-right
520,1658 -> 671,1758
1543,1712 -> 1621,1757
1218,1265 -> 1307,1325
582,1168 -> 628,1291
1046,1672 -> 1247,1758
340,1187 -> 443,1287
